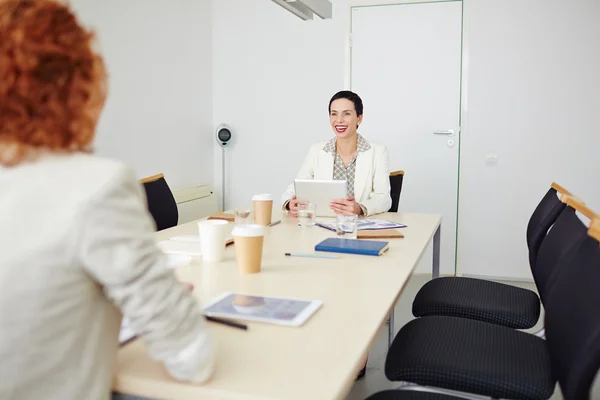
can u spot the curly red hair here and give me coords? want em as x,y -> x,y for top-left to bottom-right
0,0 -> 106,166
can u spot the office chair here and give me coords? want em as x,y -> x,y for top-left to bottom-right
140,173 -> 178,231
526,182 -> 572,267
389,170 -> 404,212
543,221 -> 600,400
532,197 -> 599,304
412,182 -> 570,329
380,199 -> 599,400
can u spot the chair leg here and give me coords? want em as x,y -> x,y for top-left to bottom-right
395,382 -> 493,400
432,225 -> 441,279
388,308 -> 395,349
534,327 -> 545,338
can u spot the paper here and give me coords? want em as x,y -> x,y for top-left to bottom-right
318,218 -> 406,231
157,240 -> 203,256
157,235 -> 234,258
169,235 -> 234,246
358,219 -> 406,230
165,254 -> 192,268
169,235 -> 202,242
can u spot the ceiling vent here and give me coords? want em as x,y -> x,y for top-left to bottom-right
271,0 -> 333,21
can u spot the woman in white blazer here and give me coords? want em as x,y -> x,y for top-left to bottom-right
282,91 -> 392,217
0,2 -> 213,399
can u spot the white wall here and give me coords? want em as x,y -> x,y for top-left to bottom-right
212,0 -> 347,210
214,0 -> 600,279
71,0 -> 214,189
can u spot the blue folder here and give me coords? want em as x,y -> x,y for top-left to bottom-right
315,238 -> 390,257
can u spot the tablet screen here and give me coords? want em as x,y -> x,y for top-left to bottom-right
204,293 -> 321,326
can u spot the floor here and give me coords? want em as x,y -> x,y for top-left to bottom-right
344,274 -> 592,400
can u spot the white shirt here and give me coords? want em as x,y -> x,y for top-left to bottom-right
282,136 -> 392,216
0,153 -> 214,400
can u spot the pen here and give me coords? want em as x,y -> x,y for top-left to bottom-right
205,315 -> 248,330
269,220 -> 282,227
315,222 -> 336,232
285,252 -> 339,259
120,315 -> 248,347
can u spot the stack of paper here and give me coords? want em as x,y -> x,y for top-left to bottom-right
317,218 -> 406,231
157,239 -> 202,256
156,235 -> 234,258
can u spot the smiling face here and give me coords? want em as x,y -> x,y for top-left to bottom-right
329,98 -> 363,140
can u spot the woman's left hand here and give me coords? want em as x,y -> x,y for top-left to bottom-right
330,196 -> 363,216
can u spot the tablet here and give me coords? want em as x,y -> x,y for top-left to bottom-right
294,179 -> 347,217
203,292 -> 323,327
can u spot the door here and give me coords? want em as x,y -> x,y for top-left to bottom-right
351,1 -> 462,275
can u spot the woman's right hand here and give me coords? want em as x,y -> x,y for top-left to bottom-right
288,195 -> 301,217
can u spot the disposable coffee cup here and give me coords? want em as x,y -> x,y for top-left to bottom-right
232,224 -> 265,274
252,193 -> 273,226
197,219 -> 230,262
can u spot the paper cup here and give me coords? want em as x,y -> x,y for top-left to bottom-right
197,219 -> 230,262
252,193 -> 273,226
232,224 -> 265,274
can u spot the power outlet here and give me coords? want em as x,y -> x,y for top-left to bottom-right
485,154 -> 498,165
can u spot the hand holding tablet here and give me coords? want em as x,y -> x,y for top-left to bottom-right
294,179 -> 348,218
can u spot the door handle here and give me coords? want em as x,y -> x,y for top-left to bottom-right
433,130 -> 455,136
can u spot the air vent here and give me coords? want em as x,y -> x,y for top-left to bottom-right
271,0 -> 332,21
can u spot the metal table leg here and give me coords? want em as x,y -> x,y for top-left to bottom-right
389,223 -> 440,348
388,306 -> 395,349
432,225 -> 441,279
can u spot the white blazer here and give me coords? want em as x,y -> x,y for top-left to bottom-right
0,153 -> 213,400
282,138 -> 392,216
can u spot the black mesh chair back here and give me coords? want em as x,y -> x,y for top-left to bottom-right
141,173 -> 178,231
525,186 -> 567,267
389,170 -> 404,212
533,205 -> 588,304
544,230 -> 600,400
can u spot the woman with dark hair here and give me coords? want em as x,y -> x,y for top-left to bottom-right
281,90 -> 390,378
282,90 -> 391,217
0,1 -> 214,398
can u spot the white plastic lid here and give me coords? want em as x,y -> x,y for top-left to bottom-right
252,193 -> 273,201
232,224 -> 265,237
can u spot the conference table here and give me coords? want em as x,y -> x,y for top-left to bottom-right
113,209 -> 442,400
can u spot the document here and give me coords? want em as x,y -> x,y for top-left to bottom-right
317,218 -> 406,231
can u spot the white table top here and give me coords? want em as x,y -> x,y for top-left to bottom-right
113,211 -> 441,400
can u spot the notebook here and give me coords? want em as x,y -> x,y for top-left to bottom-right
207,211 -> 235,222
358,229 -> 404,239
315,238 -> 390,256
